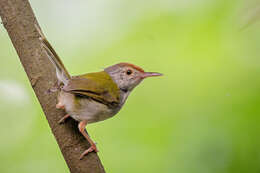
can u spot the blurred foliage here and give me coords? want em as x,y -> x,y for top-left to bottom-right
1,0 -> 260,172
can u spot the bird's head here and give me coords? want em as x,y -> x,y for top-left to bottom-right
105,62 -> 162,93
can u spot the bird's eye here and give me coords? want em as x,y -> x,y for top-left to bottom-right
126,69 -> 132,75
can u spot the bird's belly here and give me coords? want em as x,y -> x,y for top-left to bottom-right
73,98 -> 116,123
59,91 -> 117,123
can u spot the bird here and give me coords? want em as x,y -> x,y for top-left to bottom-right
35,24 -> 162,160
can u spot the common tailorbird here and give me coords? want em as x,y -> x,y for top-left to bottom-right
35,24 -> 162,159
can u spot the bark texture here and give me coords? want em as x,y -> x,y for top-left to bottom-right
0,0 -> 105,172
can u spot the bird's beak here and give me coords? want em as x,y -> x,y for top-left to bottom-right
142,72 -> 163,79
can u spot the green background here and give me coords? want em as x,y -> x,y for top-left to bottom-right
1,0 -> 260,172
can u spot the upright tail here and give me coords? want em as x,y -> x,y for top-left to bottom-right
35,24 -> 71,85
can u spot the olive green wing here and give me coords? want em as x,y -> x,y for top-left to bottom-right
62,71 -> 120,106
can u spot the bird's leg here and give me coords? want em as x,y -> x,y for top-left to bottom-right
78,120 -> 98,160
58,114 -> 70,124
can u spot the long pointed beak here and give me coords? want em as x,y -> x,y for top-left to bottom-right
142,72 -> 163,79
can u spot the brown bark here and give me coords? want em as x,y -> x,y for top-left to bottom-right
0,0 -> 105,172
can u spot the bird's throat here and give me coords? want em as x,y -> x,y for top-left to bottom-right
118,89 -> 130,107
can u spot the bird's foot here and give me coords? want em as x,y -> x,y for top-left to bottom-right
56,102 -> 65,109
47,87 -> 58,93
79,144 -> 99,160
58,114 -> 70,124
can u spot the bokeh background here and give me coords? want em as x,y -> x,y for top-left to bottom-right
1,0 -> 260,172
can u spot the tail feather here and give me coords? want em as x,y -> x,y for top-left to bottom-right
35,24 -> 71,85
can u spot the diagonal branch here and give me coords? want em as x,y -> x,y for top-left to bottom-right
0,0 -> 105,172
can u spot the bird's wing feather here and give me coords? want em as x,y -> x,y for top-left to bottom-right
63,71 -> 120,106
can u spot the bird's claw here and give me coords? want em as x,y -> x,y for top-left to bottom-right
58,118 -> 65,124
58,114 -> 70,124
79,144 -> 99,160
56,102 -> 64,109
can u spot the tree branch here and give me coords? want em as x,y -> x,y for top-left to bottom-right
0,0 -> 105,172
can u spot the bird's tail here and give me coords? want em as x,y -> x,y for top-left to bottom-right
35,24 -> 71,85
